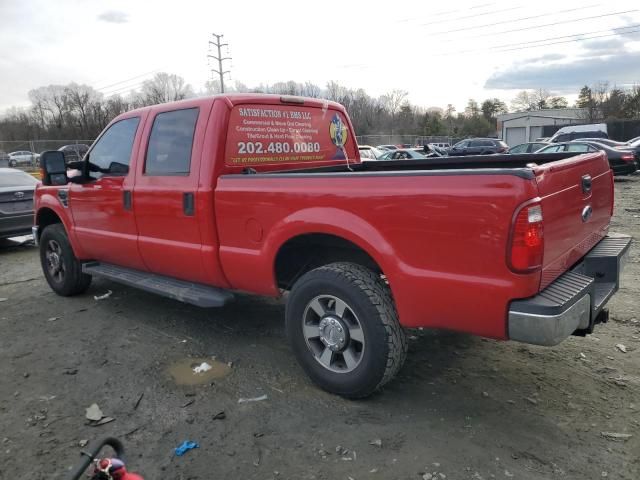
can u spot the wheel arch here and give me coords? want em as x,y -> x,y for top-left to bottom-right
274,233 -> 384,290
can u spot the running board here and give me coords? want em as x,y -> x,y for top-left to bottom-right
82,262 -> 234,308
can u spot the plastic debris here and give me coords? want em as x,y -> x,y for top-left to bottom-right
48,317 -> 59,322
615,344 -> 627,353
369,438 -> 382,447
238,394 -> 268,404
193,362 -> 212,374
601,432 -> 632,441
175,440 -> 199,456
78,439 -> 88,447
94,290 -> 113,300
85,403 -> 103,421
90,417 -> 115,427
212,411 -> 226,420
0,298 -> 7,302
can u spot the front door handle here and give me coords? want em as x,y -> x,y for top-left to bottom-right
183,192 -> 195,216
123,190 -> 132,210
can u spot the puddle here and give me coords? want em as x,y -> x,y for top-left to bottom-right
168,357 -> 231,385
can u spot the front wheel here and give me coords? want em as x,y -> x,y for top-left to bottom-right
8,159 -> 16,167
286,262 -> 407,398
39,224 -> 92,296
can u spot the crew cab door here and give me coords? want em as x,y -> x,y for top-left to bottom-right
68,114 -> 147,269
133,103 -> 211,283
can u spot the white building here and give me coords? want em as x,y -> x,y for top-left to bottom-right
497,108 -> 587,146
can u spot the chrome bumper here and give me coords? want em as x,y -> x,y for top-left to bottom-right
508,234 -> 631,346
32,225 -> 39,246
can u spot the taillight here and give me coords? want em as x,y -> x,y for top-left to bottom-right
620,154 -> 635,162
508,203 -> 544,272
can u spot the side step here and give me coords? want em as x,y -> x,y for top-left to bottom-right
82,262 -> 234,308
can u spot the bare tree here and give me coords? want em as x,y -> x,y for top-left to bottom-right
380,89 -> 408,135
140,73 -> 194,106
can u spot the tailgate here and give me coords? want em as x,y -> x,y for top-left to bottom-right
533,152 -> 613,290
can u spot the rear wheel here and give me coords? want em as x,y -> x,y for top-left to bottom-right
39,224 -> 91,296
286,262 -> 407,398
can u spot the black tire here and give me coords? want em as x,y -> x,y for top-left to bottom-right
8,159 -> 16,167
39,224 -> 91,296
286,262 -> 407,398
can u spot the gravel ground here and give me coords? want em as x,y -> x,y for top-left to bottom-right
0,176 -> 638,480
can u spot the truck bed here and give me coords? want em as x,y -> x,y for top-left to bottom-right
263,152 -> 586,176
217,151 -> 613,339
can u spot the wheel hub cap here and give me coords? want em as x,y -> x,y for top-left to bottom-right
318,316 -> 349,351
48,252 -> 61,271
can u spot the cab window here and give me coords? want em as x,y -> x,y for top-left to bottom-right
145,108 -> 199,175
87,117 -> 140,179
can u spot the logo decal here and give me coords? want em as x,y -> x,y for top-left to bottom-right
329,113 -> 348,160
14,191 -> 25,199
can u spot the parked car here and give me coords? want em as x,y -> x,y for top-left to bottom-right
8,150 -> 39,167
549,123 -> 607,143
414,144 -> 448,157
58,144 -> 90,162
537,141 -> 638,175
570,138 -> 627,148
379,149 -> 426,160
358,145 -> 384,160
448,138 -> 509,156
0,168 -> 38,239
375,144 -> 398,151
508,142 -> 550,154
34,94 -> 630,398
429,142 -> 451,149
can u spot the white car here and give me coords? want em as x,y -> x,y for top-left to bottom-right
8,151 -> 39,167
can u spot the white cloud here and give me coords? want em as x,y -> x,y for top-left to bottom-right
97,10 -> 129,24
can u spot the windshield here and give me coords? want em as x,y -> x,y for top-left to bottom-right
0,170 -> 39,188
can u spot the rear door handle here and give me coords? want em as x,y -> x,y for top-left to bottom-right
183,192 -> 194,216
123,190 -> 132,210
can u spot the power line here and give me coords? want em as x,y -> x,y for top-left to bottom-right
467,9 -> 639,39
419,5 -> 523,26
95,69 -> 161,91
208,33 -> 231,93
101,81 -> 148,97
436,23 -> 640,56
395,3 -> 496,23
425,4 -> 600,35
495,27 -> 640,53
431,24 -> 640,57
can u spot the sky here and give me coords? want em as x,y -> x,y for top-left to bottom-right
1,0 -> 640,113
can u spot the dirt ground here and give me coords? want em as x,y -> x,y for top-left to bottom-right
1,177 -> 638,480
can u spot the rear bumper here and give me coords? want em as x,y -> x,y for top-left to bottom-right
611,162 -> 638,175
508,234 -> 631,346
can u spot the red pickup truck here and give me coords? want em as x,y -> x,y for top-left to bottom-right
33,94 -> 631,398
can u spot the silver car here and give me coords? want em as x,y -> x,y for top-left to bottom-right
8,151 -> 39,167
0,168 -> 38,239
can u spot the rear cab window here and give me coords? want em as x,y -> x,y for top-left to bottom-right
145,108 -> 199,175
224,103 -> 357,171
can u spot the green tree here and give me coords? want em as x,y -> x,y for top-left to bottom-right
481,98 -> 508,120
548,96 -> 568,108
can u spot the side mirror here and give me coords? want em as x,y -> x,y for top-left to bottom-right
40,151 -> 68,186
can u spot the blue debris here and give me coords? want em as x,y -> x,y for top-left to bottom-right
175,440 -> 199,456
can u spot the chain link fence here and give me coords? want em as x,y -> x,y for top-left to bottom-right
356,134 -> 461,147
0,139 -> 94,169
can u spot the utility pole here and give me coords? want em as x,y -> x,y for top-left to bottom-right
208,33 -> 231,93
